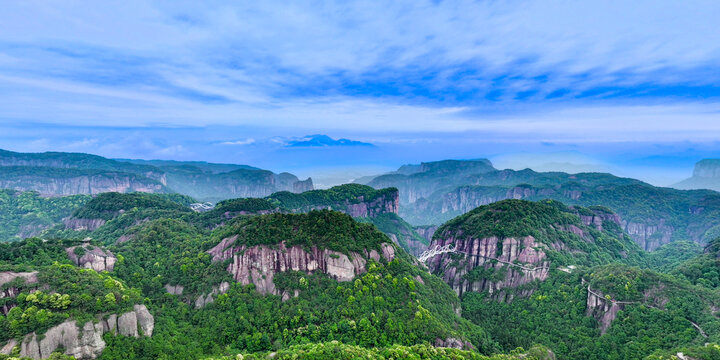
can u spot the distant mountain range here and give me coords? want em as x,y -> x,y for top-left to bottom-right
360,158 -> 720,251
0,149 -> 312,202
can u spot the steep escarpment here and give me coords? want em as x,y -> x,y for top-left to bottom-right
583,265 -> 720,336
160,166 -> 313,202
262,184 -> 428,255
267,184 -> 399,217
1,305 -> 154,360
0,149 -> 165,183
675,159 -> 720,191
0,261 -> 151,359
427,200 -> 644,298
0,149 -> 312,202
44,192 -> 196,244
97,206 -> 498,355
207,237 -> 395,297
0,166 -> 168,196
207,210 -> 396,297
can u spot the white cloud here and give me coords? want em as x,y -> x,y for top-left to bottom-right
220,138 -> 256,146
1,0 -> 720,145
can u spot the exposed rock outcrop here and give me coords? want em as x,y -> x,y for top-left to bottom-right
622,220 -> 673,251
1,305 -> 154,360
433,337 -> 470,350
284,189 -> 400,218
675,159 -> 720,191
0,169 -> 166,196
1,271 -> 39,315
578,211 -> 622,232
194,282 -> 230,308
414,225 -> 438,243
66,245 -> 116,272
586,286 -> 625,334
292,178 -> 314,193
417,185 -> 683,251
63,218 -> 107,231
164,284 -> 184,295
386,233 -> 427,258
208,237 -> 394,296
427,236 -> 551,298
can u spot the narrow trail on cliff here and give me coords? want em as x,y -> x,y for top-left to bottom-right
582,278 -> 708,338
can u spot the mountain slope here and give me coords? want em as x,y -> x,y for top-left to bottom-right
0,190 -> 90,242
426,199 -> 645,298
462,264 -> 720,360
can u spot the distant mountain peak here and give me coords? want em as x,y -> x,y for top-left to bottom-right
285,134 -> 374,147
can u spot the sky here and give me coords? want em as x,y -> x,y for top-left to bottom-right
1,0 -> 720,186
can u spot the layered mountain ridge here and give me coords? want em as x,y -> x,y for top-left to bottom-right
0,149 -> 312,202
362,160 -> 720,251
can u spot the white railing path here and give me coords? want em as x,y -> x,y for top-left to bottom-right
417,244 -> 550,272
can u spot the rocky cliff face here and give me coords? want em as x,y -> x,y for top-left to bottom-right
193,282 -> 230,308
578,211 -> 622,232
586,286 -> 624,334
414,225 -> 438,243
207,236 -> 395,297
343,192 -> 400,218
622,220 -> 673,251
65,245 -> 117,272
63,218 -> 107,231
0,151 -> 166,184
0,171 -> 165,196
385,233 -> 427,258
427,235 -> 551,298
1,271 -> 39,315
692,159 -> 720,179
292,178 -> 314,193
286,190 -> 400,218
366,160 -> 497,204
1,305 -> 155,360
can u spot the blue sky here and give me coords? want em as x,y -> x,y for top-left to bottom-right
1,1 -> 720,185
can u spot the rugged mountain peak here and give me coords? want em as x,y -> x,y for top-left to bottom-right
206,210 -> 396,297
427,200 -> 643,298
674,159 -> 720,191
693,159 -> 720,178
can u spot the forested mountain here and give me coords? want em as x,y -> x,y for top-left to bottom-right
0,149 -> 312,201
427,200 -> 646,297
1,166 -> 720,359
0,192 -> 542,359
362,159 -> 720,251
423,199 -> 719,360
0,190 -> 90,242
